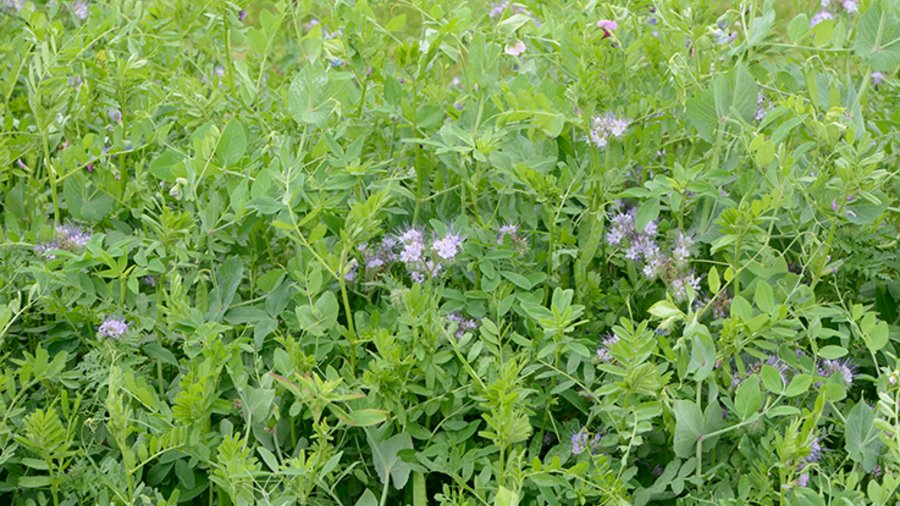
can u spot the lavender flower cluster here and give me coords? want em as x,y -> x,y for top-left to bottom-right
98,316 -> 128,339
589,113 -> 629,150
811,0 -> 858,27
355,226 -> 465,283
595,333 -> 619,363
446,312 -> 479,340
570,427 -> 602,455
731,352 -> 855,391
796,433 -> 823,487
606,207 -> 699,302
756,91 -> 773,122
496,224 -> 528,252
34,223 -> 92,259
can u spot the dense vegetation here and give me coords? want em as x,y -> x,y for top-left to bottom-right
1,0 -> 898,504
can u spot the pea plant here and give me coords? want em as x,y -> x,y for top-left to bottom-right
0,0 -> 898,505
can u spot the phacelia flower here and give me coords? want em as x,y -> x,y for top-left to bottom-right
71,1 -> 88,20
589,113 -> 629,149
670,272 -> 701,302
841,0 -> 858,12
98,317 -> 129,339
504,40 -> 526,56
238,9 -> 247,21
672,232 -> 693,264
570,428 -> 590,455
432,232 -> 464,260
810,11 -> 833,27
818,358 -> 855,386
595,333 -> 619,362
871,71 -> 885,86
34,223 -> 92,259
447,312 -> 479,340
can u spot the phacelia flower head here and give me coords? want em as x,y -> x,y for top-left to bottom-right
432,231 -> 464,260
570,427 -> 590,455
98,316 -> 129,339
670,272 -> 701,302
447,312 -> 479,340
71,1 -> 88,20
34,223 -> 92,259
595,333 -> 619,362
841,0 -> 858,12
818,358 -> 855,387
810,11 -> 833,27
589,113 -> 629,149
871,71 -> 885,86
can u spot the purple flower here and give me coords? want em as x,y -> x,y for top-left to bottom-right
98,317 -> 129,339
35,223 -> 92,259
596,333 -> 619,362
818,358 -> 855,386
70,75 -> 83,88
238,9 -> 247,21
672,232 -> 693,264
797,473 -> 810,487
841,0 -> 858,12
398,227 -> 425,263
810,11 -> 833,27
871,71 -> 885,86
589,113 -> 629,149
108,108 -> 122,123
670,272 -> 700,302
344,258 -> 358,282
447,312 -> 479,340
142,276 -> 156,287
596,19 -> 618,38
71,1 -> 88,20
570,428 -> 590,455
804,434 -> 822,464
86,163 -> 94,173
497,224 -> 518,242
489,1 -> 509,18
432,232 -> 464,260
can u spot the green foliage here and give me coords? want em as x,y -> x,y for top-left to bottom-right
0,0 -> 898,504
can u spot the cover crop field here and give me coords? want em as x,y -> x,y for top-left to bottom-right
0,0 -> 898,505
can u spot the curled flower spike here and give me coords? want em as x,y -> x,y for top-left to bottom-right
432,231 -> 464,260
447,312 -> 479,340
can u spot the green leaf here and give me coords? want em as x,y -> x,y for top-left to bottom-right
635,198 -> 660,233
818,345 -> 848,360
707,266 -> 720,294
760,365 -> 784,393
754,281 -> 775,313
673,400 -> 704,457
686,321 -> 716,382
217,120 -> 247,165
853,3 -> 900,71
344,409 -> 389,427
783,374 -> 812,398
500,270 -> 534,289
735,376 -> 762,420
787,14 -> 810,42
354,489 -> 379,506
845,400 -> 883,472
366,431 -> 413,490
495,486 -> 519,506
686,89 -> 717,142
208,256 -> 244,322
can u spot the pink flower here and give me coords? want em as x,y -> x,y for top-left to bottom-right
597,19 -> 618,38
596,19 -> 618,31
504,40 -> 526,56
